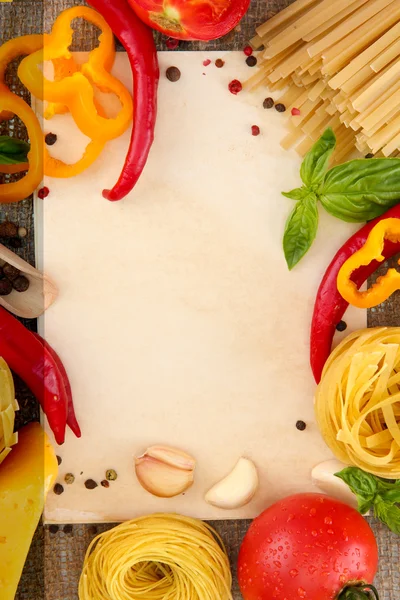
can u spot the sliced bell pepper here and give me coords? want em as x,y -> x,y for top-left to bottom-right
18,6 -> 133,143
337,218 -> 400,309
0,34 -> 43,122
310,205 -> 400,384
0,163 -> 29,174
0,94 -> 43,204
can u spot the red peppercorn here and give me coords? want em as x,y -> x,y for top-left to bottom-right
291,107 -> 301,116
243,45 -> 253,56
166,38 -> 179,50
251,125 -> 260,136
228,79 -> 242,95
203,59 -> 211,66
38,186 -> 50,199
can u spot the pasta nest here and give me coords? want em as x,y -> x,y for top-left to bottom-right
315,327 -> 400,479
79,513 -> 233,600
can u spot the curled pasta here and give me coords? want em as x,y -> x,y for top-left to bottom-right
79,513 -> 233,600
315,327 -> 400,479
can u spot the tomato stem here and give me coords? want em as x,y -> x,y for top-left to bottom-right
338,584 -> 380,600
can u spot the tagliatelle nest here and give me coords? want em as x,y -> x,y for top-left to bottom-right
315,327 -> 400,479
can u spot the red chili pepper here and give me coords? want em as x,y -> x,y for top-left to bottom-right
0,307 -> 67,444
33,332 -> 81,439
310,205 -> 400,383
87,0 -> 159,201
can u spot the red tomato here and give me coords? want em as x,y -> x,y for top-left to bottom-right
238,494 -> 378,600
127,0 -> 250,41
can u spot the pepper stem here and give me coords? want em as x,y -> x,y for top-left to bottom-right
338,584 -> 380,600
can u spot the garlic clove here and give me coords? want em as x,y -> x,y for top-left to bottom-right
311,459 -> 366,512
205,457 -> 259,509
144,445 -> 196,471
135,445 -> 195,498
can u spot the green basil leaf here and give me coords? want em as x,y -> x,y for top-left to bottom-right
319,157 -> 400,222
300,128 -> 336,188
335,467 -> 378,513
374,498 -> 400,535
282,187 -> 310,201
0,136 -> 30,165
378,488 -> 400,504
283,193 -> 318,270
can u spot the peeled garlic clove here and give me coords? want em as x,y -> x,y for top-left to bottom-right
135,445 -> 195,498
205,457 -> 258,509
312,459 -> 366,512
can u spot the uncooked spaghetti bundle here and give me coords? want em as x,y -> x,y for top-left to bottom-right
315,327 -> 400,479
79,513 -> 233,600
249,0 -> 400,160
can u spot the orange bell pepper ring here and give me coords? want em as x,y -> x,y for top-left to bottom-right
337,218 -> 400,309
0,34 -> 43,122
18,6 -> 133,143
0,93 -> 43,204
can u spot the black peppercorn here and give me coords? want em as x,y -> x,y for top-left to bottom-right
45,132 -> 58,146
101,479 -> 110,488
246,55 -> 257,67
49,525 -> 59,534
336,320 -> 347,332
63,525 -> 73,534
3,263 -> 20,281
7,238 -> 23,249
215,59 -> 225,68
263,97 -> 274,109
0,279 -> 12,296
275,103 -> 286,113
166,66 -> 181,82
53,483 -> 64,495
296,420 -> 307,431
12,275 -> 30,293
85,479 -> 98,490
56,455 -> 62,466
365,153 -> 374,159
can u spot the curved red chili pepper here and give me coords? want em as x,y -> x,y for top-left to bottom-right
87,0 -> 159,201
310,205 -> 400,384
33,332 -> 81,439
0,307 -> 67,444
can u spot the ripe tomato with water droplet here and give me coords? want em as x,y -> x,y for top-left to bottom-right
238,494 -> 378,600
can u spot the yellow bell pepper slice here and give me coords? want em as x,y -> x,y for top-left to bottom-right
18,6 -> 133,143
337,218 -> 400,309
0,34 -> 43,122
0,93 -> 43,204
0,422 -> 58,600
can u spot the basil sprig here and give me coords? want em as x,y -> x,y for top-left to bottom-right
282,128 -> 400,269
336,466 -> 400,534
0,135 -> 30,165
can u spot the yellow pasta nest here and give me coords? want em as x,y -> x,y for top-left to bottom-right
79,513 -> 233,600
315,327 -> 400,479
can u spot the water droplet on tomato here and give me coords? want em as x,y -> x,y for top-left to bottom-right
293,551 -> 299,557
309,508 -> 316,516
278,546 -> 283,551
274,561 -> 282,568
356,562 -> 360,570
290,569 -> 299,578
327,529 -> 334,535
297,587 -> 307,598
308,566 -> 317,575
267,537 -> 273,543
324,516 -> 333,525
284,554 -> 288,559
355,548 -> 360,557
311,530 -> 318,537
